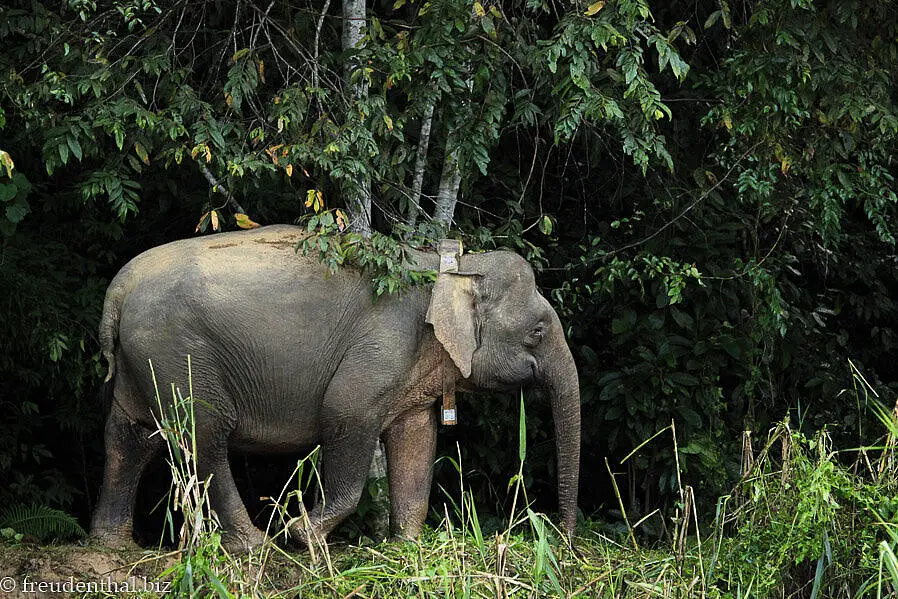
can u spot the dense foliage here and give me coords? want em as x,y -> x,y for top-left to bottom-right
1,0 -> 896,554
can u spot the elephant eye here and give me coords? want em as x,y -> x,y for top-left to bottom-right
524,326 -> 544,348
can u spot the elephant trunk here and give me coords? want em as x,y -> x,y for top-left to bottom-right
541,337 -> 581,537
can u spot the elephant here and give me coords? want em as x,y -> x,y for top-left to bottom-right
90,224 -> 581,551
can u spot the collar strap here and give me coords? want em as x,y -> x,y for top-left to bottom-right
437,239 -> 462,425
438,239 -> 463,273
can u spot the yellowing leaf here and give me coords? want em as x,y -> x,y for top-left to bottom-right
304,189 -> 324,212
0,150 -> 14,177
225,92 -> 233,107
336,209 -> 347,232
781,156 -> 792,175
265,144 -> 284,164
235,213 -> 261,229
286,164 -> 294,177
473,1 -> 486,16
723,114 -> 732,130
383,114 -> 394,130
257,59 -> 265,83
584,0 -> 604,16
195,211 -> 210,233
205,146 -> 212,163
211,209 -> 220,231
134,142 -> 150,166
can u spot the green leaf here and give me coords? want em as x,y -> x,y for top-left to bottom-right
678,407 -> 702,428
670,308 -> 694,329
611,310 -> 637,334
668,372 -> 699,387
67,136 -> 82,161
538,215 -> 553,235
518,391 -> 527,463
6,201 -> 30,223
208,123 -> 227,149
0,183 -> 16,203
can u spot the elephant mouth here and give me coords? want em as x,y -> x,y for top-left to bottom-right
471,356 -> 539,391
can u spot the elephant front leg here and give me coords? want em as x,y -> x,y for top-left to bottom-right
288,431 -> 381,546
383,406 -> 437,538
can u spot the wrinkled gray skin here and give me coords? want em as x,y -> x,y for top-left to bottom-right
90,225 -> 580,551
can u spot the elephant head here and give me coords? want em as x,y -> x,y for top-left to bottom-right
426,251 -> 581,535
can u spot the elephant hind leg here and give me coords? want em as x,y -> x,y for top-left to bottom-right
91,399 -> 163,547
192,414 -> 265,553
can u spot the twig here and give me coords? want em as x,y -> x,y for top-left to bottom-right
250,0 -> 276,50
199,163 -> 247,214
313,0 -> 333,94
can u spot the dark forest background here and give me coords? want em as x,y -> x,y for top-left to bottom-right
1,0 -> 897,540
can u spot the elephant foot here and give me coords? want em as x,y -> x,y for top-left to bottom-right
287,519 -> 328,549
220,527 -> 266,554
90,528 -> 138,550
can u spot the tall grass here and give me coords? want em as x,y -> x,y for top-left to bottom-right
131,365 -> 898,598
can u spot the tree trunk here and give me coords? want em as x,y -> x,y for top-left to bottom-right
342,0 -> 384,537
342,0 -> 372,237
407,100 -> 435,229
432,145 -> 461,230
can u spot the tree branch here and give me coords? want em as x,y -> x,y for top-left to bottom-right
312,0 -> 332,96
604,141 -> 763,260
199,163 -> 247,215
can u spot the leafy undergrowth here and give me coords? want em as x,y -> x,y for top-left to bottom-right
5,414 -> 898,599
7,369 -> 896,598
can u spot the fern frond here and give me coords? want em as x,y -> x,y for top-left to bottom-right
0,504 -> 86,541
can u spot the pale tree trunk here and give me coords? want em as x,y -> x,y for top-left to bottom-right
342,0 -> 386,538
432,144 -> 462,230
407,100 -> 435,229
342,0 -> 372,237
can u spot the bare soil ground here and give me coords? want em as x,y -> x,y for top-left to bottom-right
0,544 -> 173,598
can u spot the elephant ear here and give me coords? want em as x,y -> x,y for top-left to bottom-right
426,273 -> 478,379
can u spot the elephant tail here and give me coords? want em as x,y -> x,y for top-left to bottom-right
98,282 -> 125,383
